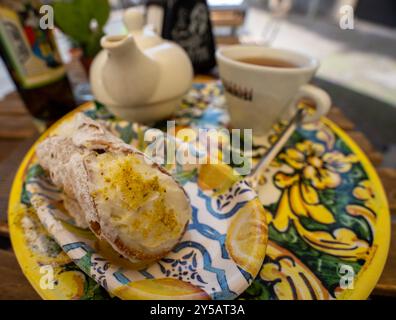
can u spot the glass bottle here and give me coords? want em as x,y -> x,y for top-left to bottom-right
0,0 -> 77,131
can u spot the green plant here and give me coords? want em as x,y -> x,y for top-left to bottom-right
53,0 -> 110,58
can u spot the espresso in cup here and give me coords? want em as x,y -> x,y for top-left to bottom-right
216,46 -> 331,137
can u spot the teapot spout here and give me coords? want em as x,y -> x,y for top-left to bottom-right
101,35 -> 137,58
99,34 -> 160,108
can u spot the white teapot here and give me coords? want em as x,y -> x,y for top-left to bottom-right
90,8 -> 193,124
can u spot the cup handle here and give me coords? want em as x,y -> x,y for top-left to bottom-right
296,84 -> 332,123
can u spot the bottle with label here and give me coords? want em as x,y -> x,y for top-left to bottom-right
146,0 -> 217,74
0,0 -> 77,131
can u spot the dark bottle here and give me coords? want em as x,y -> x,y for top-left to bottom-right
147,0 -> 217,74
0,0 -> 77,131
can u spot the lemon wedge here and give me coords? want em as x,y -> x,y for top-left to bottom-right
226,199 -> 268,276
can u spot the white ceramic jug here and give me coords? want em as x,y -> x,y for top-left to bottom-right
90,8 -> 193,124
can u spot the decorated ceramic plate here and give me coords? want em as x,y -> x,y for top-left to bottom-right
9,107 -> 267,300
9,82 -> 390,300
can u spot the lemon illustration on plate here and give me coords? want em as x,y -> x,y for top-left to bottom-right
226,199 -> 268,276
54,271 -> 86,300
113,278 -> 210,300
198,163 -> 239,193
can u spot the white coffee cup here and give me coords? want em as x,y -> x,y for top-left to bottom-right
216,45 -> 331,136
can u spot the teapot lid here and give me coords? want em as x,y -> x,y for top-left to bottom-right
123,7 -> 163,50
123,7 -> 145,32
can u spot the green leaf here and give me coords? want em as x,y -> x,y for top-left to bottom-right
53,0 -> 110,57
174,169 -> 198,185
77,252 -> 92,274
26,164 -> 45,181
81,277 -> 111,300
84,31 -> 105,57
115,123 -> 136,144
239,280 -> 272,300
21,164 -> 45,206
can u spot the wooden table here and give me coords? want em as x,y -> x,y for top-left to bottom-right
0,249 -> 40,300
210,6 -> 246,45
0,76 -> 395,299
